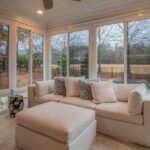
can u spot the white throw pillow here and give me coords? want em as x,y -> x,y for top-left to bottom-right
35,80 -> 54,97
65,77 -> 83,97
115,84 -> 138,102
91,81 -> 118,104
128,83 -> 147,115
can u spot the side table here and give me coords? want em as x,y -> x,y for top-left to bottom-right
9,95 -> 24,117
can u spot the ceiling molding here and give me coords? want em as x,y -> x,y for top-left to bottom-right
0,0 -> 150,31
47,1 -> 150,29
0,5 -> 46,30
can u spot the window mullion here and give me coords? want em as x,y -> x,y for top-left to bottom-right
89,25 -> 97,79
124,22 -> 128,84
28,32 -> 33,85
67,33 -> 69,77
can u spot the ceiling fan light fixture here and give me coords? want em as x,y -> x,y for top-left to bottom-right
43,0 -> 53,9
42,0 -> 81,10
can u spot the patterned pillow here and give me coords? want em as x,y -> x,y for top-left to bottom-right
91,81 -> 118,104
54,77 -> 66,96
79,80 -> 93,100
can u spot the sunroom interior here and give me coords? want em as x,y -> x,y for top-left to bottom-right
0,1 -> 150,113
0,0 -> 150,150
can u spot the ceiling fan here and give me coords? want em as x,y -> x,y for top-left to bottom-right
43,0 -> 81,9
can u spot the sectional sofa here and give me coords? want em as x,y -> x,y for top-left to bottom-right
28,80 -> 150,147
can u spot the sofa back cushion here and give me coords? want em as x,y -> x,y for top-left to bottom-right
91,81 -> 117,104
35,80 -> 54,97
65,77 -> 83,97
115,84 -> 138,102
54,77 -> 66,96
128,83 -> 147,115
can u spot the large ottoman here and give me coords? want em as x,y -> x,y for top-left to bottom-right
15,102 -> 96,150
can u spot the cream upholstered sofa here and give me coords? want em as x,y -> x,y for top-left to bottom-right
28,81 -> 150,147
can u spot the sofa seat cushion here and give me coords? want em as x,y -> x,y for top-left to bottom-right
16,102 -> 95,143
95,102 -> 143,125
34,93 -> 63,104
60,97 -> 96,110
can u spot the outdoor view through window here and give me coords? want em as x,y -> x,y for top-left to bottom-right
32,33 -> 43,83
96,23 -> 124,83
0,19 -> 149,89
69,30 -> 89,78
128,19 -> 150,88
0,24 -> 9,89
17,28 -> 30,88
51,30 -> 89,79
96,19 -> 150,87
51,33 -> 67,78
51,19 -> 150,88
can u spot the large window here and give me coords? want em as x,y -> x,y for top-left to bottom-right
17,27 -> 30,88
0,24 -> 9,89
51,30 -> 89,79
97,23 -> 124,83
69,30 -> 89,78
127,19 -> 150,88
51,33 -> 68,79
50,18 -> 150,86
32,33 -> 43,83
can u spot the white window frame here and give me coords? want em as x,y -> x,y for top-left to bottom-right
48,11 -> 150,81
0,18 -> 46,95
49,28 -> 91,79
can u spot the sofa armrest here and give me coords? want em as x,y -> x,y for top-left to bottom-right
28,85 -> 36,108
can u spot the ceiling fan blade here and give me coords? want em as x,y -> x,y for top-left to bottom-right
43,0 -> 53,9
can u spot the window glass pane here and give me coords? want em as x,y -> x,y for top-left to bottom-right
97,23 -> 124,83
32,33 -> 43,83
0,24 -> 9,89
69,30 -> 89,78
51,33 -> 67,79
127,19 -> 150,88
17,27 -> 30,88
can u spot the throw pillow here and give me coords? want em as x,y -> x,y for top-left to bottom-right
128,83 -> 147,115
65,77 -> 83,97
91,81 -> 118,104
79,80 -> 93,100
54,77 -> 66,96
35,80 -> 54,97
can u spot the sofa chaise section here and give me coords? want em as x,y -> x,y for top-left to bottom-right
95,102 -> 143,125
16,102 -> 96,150
96,93 -> 150,147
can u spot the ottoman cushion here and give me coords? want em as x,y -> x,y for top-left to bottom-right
16,102 -> 95,143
